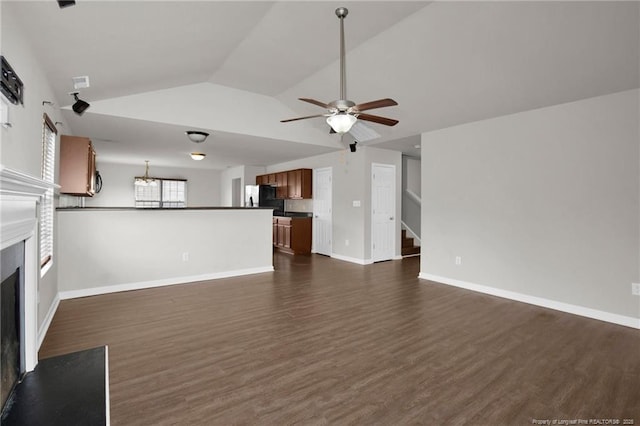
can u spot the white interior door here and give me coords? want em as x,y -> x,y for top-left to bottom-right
372,163 -> 396,262
313,167 -> 332,256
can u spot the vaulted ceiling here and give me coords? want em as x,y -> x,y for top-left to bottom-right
4,1 -> 639,169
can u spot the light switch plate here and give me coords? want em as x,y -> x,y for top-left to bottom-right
352,200 -> 361,207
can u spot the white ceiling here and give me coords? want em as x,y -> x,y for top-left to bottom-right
3,1 -> 639,170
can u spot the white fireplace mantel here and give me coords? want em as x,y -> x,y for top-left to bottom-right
1,165 -> 58,372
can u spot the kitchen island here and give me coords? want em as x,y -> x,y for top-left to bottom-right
56,207 -> 274,298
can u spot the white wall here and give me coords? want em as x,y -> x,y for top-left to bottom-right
83,162 -> 221,207
0,5 -> 70,334
57,209 -> 273,295
420,89 -> 640,324
267,145 -> 402,262
405,156 -> 421,196
219,165 -> 266,207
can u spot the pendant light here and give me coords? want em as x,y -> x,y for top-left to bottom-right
134,160 -> 157,186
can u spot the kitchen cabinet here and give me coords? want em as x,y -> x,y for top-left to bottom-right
273,216 -> 311,255
276,172 -> 288,199
256,168 -> 312,199
59,135 -> 97,196
287,169 -> 312,199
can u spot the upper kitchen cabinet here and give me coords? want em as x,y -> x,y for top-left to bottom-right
255,168 -> 312,199
276,172 -> 288,199
59,135 -> 97,196
288,169 -> 312,199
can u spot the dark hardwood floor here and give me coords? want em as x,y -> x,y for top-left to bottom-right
40,253 -> 640,425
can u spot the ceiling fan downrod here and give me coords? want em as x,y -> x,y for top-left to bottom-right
336,7 -> 348,102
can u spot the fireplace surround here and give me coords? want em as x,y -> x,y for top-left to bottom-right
0,166 -> 57,396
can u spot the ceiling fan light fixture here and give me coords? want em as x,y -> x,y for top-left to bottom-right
186,131 -> 209,143
190,152 -> 206,161
327,113 -> 356,134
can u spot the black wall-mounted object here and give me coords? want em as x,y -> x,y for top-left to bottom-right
57,0 -> 76,8
1,56 -> 24,106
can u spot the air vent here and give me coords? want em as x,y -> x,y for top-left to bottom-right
72,76 -> 90,90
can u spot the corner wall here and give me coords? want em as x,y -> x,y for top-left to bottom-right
420,89 -> 640,326
1,4 -> 70,338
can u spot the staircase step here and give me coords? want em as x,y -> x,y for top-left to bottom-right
402,246 -> 421,256
402,237 -> 414,248
401,229 -> 407,239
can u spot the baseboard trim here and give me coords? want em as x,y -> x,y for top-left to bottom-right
37,293 -> 60,349
59,266 -> 275,300
331,253 -> 373,265
418,273 -> 640,330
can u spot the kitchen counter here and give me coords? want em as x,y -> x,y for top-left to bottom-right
56,206 -> 275,211
273,211 -> 312,218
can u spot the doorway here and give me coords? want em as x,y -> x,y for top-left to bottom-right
371,163 -> 396,262
231,178 -> 242,207
313,167 -> 332,256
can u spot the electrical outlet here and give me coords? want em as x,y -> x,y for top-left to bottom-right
632,283 -> 640,296
455,256 -> 462,266
182,252 -> 189,262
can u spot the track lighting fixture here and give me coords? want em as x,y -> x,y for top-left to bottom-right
349,141 -> 358,153
70,92 -> 90,115
190,152 -> 206,161
186,131 -> 209,143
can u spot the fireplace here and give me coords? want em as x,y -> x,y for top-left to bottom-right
0,166 -> 55,414
1,241 -> 24,412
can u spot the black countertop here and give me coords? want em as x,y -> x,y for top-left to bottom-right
273,211 -> 312,218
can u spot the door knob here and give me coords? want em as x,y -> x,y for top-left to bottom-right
390,217 -> 394,220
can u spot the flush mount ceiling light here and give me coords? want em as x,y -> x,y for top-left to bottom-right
185,131 -> 209,143
190,152 -> 206,161
69,92 -> 90,115
134,160 -> 157,186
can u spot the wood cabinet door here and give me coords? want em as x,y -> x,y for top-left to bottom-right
300,169 -> 312,199
276,172 -> 288,199
283,225 -> 292,248
268,174 -> 277,185
60,135 -> 95,196
256,175 -> 265,185
288,170 -> 301,198
273,219 -> 278,246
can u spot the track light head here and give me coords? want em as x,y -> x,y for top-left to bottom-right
349,141 -> 357,153
70,92 -> 90,115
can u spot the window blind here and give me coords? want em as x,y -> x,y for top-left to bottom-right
40,114 -> 56,267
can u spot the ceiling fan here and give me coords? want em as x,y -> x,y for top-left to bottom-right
281,7 -> 399,134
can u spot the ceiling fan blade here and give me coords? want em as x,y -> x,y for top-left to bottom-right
280,114 -> 328,123
353,98 -> 398,112
357,113 -> 399,127
299,98 -> 331,109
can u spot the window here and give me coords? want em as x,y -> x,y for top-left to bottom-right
134,178 -> 186,208
40,114 -> 56,267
